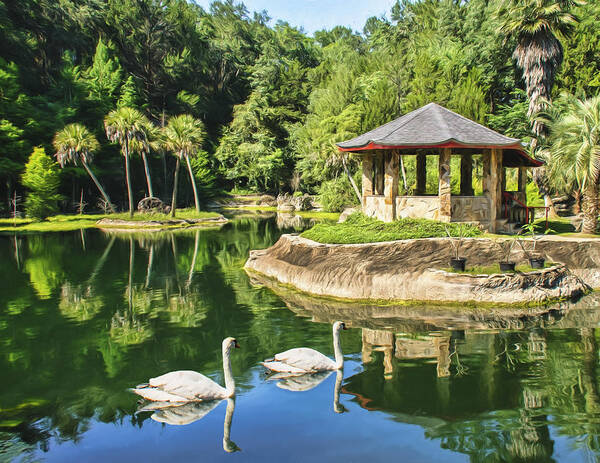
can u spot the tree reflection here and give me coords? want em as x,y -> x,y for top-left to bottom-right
2,218 -> 600,461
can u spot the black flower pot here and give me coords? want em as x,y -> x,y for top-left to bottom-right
499,262 -> 516,272
450,258 -> 466,271
529,257 -> 545,269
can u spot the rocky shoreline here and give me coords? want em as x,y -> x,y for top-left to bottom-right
96,215 -> 228,231
245,234 -> 598,305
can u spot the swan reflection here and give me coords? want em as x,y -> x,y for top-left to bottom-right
137,398 -> 240,452
268,369 -> 347,413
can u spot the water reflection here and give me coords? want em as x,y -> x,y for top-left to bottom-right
1,215 -> 600,462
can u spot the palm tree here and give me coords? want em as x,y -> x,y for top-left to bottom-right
548,96 -> 600,234
53,123 -> 116,213
162,115 -> 205,216
498,0 -> 584,213
104,107 -> 152,217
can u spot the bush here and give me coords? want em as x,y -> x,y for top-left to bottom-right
318,177 -> 359,212
301,212 -> 482,244
22,147 -> 62,220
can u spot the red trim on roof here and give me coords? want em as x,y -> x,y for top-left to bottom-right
338,141 -> 543,166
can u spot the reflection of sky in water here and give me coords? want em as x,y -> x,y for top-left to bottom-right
1,215 -> 599,462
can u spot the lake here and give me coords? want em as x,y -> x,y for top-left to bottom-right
1,213 -> 600,462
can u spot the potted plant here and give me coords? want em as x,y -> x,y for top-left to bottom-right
496,239 -> 517,272
445,225 -> 467,271
517,222 -> 550,269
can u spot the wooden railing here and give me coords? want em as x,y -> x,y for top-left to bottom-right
502,191 -> 549,229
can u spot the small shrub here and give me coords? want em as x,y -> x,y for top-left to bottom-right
318,177 -> 359,212
22,147 -> 63,220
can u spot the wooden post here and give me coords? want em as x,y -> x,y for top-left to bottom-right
362,153 -> 373,208
438,148 -> 452,222
518,166 -> 528,205
416,153 -> 426,195
383,151 -> 399,222
375,155 -> 384,195
483,148 -> 503,232
460,154 -> 474,196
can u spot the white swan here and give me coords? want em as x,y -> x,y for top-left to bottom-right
132,337 -> 239,402
262,321 -> 347,374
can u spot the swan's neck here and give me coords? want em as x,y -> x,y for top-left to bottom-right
222,346 -> 235,397
223,398 -> 239,453
334,369 -> 344,413
333,326 -> 344,369
224,398 -> 235,442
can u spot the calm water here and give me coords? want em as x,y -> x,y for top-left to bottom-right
1,213 -> 600,462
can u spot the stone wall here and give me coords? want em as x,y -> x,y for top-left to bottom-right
396,196 -> 440,220
363,195 -> 387,220
451,196 -> 490,222
366,194 -> 490,223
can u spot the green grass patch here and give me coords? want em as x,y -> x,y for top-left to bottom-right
0,209 -> 221,233
108,209 -> 219,221
223,206 -> 340,221
445,262 -> 555,275
300,212 -> 482,244
532,217 -> 576,234
223,205 -> 278,212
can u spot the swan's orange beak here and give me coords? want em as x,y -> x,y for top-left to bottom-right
342,323 -> 348,330
234,340 -> 240,348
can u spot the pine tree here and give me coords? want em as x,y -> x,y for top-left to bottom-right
22,147 -> 62,219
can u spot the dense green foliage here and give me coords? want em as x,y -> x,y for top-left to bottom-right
0,0 -> 599,219
301,212 -> 482,244
21,148 -> 62,219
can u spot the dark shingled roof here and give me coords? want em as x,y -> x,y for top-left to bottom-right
337,103 -> 542,167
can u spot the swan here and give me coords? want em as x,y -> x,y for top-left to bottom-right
262,321 -> 347,374
132,337 -> 239,402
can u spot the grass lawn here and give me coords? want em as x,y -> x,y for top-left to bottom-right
301,212 -> 482,244
0,209 -> 222,233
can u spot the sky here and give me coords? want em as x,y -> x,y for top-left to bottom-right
193,0 -> 398,35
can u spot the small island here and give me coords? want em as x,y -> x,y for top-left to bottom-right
245,105 -> 598,306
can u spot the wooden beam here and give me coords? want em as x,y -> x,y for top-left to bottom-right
383,150 -> 399,222
460,154 -> 474,196
375,154 -> 384,195
483,148 -> 503,232
518,167 -> 528,206
361,153 -> 373,206
438,148 -> 452,222
416,153 -> 426,195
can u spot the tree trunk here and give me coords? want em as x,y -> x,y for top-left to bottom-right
573,189 -> 582,215
185,154 -> 200,212
124,147 -> 134,217
145,243 -> 154,288
81,161 -> 116,213
141,151 -> 154,198
341,154 -> 361,202
532,166 -> 558,218
170,157 -> 181,218
400,155 -> 408,194
187,230 -> 199,289
581,184 -> 598,234
128,235 -> 134,314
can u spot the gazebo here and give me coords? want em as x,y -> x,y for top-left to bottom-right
337,103 -> 542,233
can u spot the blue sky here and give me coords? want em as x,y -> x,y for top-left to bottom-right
193,0 -> 397,35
